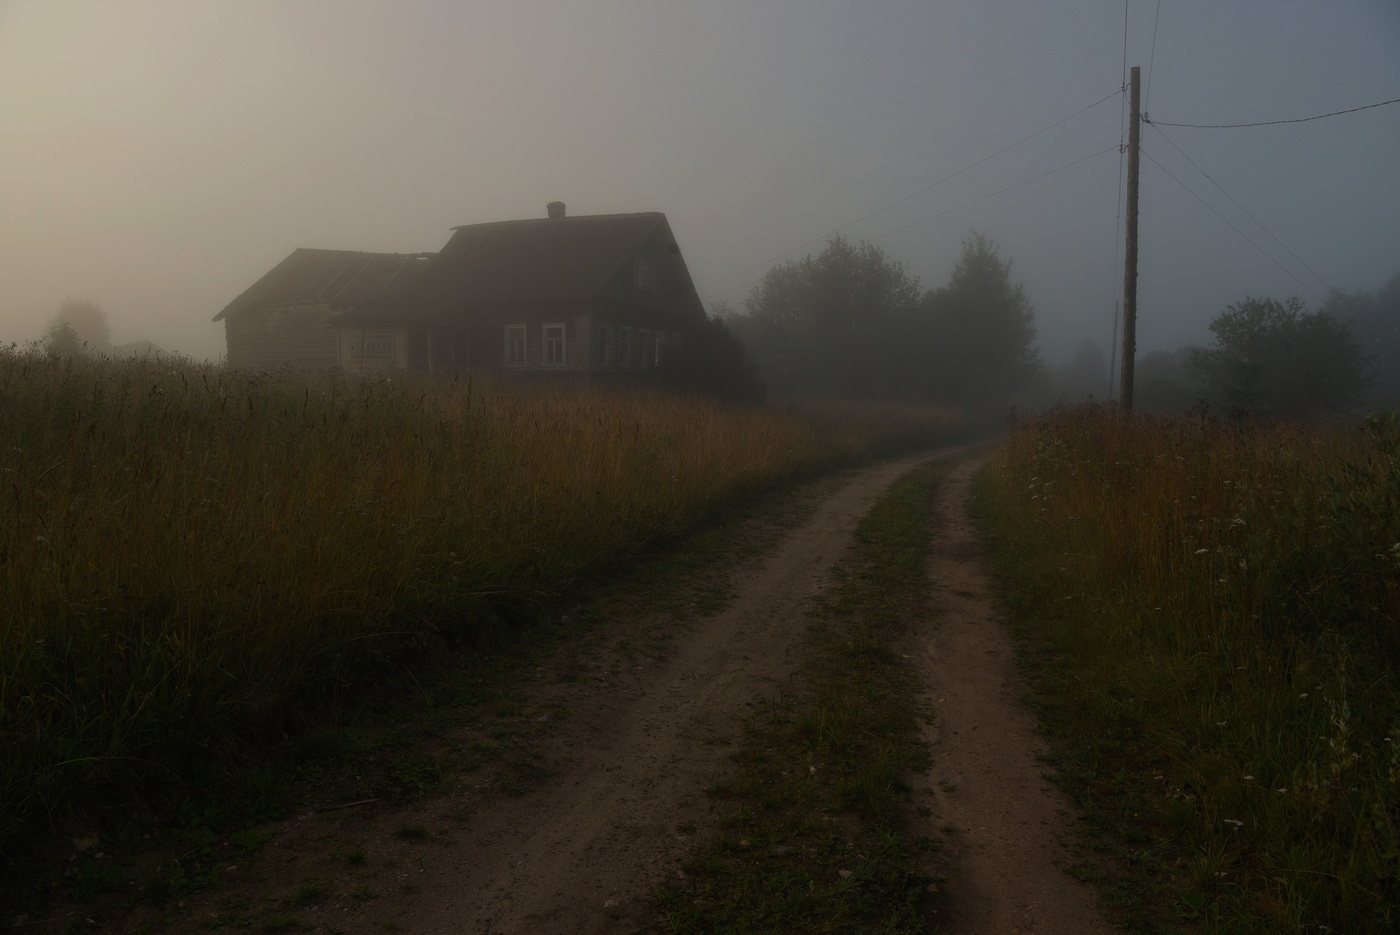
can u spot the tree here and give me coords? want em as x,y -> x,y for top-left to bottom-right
44,318 -> 83,356
45,299 -> 111,354
1323,272 -> 1400,406
1051,339 -> 1108,402
655,312 -> 766,403
1188,296 -> 1366,417
1135,348 -> 1203,413
731,236 -> 922,398
921,232 -> 1042,404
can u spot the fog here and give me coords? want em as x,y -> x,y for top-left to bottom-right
2,0 -> 1397,366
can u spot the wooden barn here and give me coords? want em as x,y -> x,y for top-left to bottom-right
214,249 -> 433,369
331,203 -> 707,378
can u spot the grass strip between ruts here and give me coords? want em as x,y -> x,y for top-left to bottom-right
654,455 -> 959,934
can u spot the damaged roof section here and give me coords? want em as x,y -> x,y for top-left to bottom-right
214,249 -> 434,322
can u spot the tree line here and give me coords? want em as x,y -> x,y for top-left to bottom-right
1051,273 -> 1398,418
721,232 -> 1042,407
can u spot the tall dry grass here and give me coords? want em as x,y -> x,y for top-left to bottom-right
980,404 -> 1400,931
0,348 -> 965,870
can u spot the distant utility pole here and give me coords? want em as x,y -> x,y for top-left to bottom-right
1119,65 -> 1141,412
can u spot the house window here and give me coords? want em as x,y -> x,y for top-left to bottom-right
618,327 -> 632,369
639,329 -> 653,368
504,324 -> 527,366
597,325 -> 612,366
654,331 -> 667,366
633,255 -> 656,292
543,323 -> 566,367
349,333 -> 394,360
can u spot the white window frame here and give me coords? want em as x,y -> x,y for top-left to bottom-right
543,322 -> 566,368
597,324 -> 612,367
504,324 -> 527,367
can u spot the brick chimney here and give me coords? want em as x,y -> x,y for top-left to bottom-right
547,201 -> 566,220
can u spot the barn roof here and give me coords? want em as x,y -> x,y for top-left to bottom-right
214,249 -> 434,322
335,212 -> 672,323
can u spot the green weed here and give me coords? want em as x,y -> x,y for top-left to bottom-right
976,404 -> 1400,932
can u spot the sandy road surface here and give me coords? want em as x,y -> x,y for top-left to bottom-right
74,448 -> 1116,935
915,458 -> 1113,935
404,449 -> 945,934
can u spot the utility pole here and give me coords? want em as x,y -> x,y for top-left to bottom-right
1119,65 -> 1141,412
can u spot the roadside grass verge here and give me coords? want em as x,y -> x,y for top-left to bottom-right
14,461 -> 858,931
973,404 -> 1400,933
0,349 -> 968,907
655,455 -> 958,933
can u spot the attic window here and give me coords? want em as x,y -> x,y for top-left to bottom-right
633,255 -> 656,293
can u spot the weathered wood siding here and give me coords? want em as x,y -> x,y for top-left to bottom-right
223,304 -> 339,370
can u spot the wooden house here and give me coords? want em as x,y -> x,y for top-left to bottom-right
214,249 -> 433,369
331,204 -> 707,378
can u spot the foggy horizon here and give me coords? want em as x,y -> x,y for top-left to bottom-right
2,1 -> 1397,367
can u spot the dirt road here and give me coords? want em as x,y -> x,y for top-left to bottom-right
93,449 -> 1112,934
914,458 -> 1113,935
412,451 -> 937,935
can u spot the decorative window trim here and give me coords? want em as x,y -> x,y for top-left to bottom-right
543,322 -> 566,368
348,333 -> 394,361
504,324 -> 527,367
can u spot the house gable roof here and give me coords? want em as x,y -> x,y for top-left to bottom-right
214,248 -> 434,322
409,212 -> 667,309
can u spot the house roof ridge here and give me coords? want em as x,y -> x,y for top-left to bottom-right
289,247 -> 437,258
448,211 -> 662,231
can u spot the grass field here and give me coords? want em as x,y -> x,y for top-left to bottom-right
976,404 -> 1400,932
0,349 -> 969,878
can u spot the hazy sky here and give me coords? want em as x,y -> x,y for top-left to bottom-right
2,1 -> 1397,365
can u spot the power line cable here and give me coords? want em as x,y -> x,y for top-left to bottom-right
1146,122 -> 1337,295
1107,94 -> 1129,399
1144,96 -> 1400,129
1141,148 -> 1324,303
698,88 -> 1120,294
1120,0 -> 1129,88
868,146 -> 1119,241
1108,3 -> 1132,399
1144,0 -> 1162,113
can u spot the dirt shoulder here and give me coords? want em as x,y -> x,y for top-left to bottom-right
914,458 -> 1113,935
